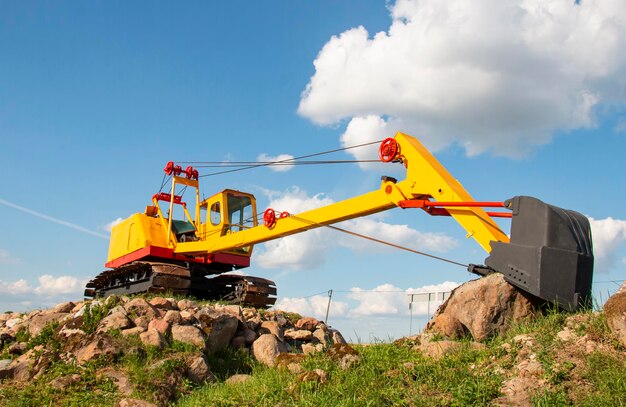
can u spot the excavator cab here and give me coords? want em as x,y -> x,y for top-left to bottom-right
198,189 -> 257,255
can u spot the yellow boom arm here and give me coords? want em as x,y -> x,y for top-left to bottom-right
174,132 -> 509,256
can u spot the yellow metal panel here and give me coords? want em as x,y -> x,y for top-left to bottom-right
107,213 -> 169,262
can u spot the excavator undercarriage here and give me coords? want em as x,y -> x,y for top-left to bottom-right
85,262 -> 277,308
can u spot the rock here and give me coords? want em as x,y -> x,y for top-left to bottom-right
133,317 -> 150,330
0,359 -> 13,380
10,353 -> 31,381
604,282 -> 626,347
171,325 -> 205,348
121,327 -> 146,337
196,310 -> 239,354
98,367 -> 133,395
97,311 -> 134,333
498,377 -> 536,407
179,310 -> 196,323
425,273 -> 541,341
225,374 -> 252,385
147,319 -> 170,336
74,334 -> 122,363
53,302 -> 76,314
284,329 -> 313,341
417,340 -> 464,359
28,312 -> 68,337
556,328 -> 578,342
251,334 -> 288,367
312,328 -> 330,346
49,373 -> 82,390
8,342 -> 27,355
163,310 -> 183,325
185,354 -> 214,385
230,335 -> 246,348
118,399 -> 158,407
5,317 -> 23,330
327,343 -> 360,370
214,304 -> 244,321
330,329 -> 347,345
177,299 -> 198,311
296,317 -> 319,331
517,359 -> 543,378
149,297 -> 175,310
259,321 -> 284,341
301,343 -> 324,355
140,329 -> 167,349
104,295 -> 120,307
243,328 -> 257,345
124,298 -> 158,319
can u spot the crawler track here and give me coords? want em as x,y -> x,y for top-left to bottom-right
84,262 -> 277,308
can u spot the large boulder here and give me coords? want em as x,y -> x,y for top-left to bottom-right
251,334 -> 288,367
425,273 -> 541,341
604,282 -> 626,347
196,309 -> 239,353
171,325 -> 205,348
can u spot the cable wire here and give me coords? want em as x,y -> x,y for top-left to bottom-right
194,139 -> 384,178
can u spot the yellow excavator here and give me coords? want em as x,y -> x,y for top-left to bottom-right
85,132 -> 593,311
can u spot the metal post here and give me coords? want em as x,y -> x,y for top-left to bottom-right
409,300 -> 413,336
324,289 -> 333,325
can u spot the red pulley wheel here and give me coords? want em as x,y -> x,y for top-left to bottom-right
263,208 -> 276,228
164,161 -> 175,175
379,138 -> 399,162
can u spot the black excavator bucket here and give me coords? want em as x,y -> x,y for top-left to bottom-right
481,196 -> 594,311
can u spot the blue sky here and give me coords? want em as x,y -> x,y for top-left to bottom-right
1,1 -> 625,341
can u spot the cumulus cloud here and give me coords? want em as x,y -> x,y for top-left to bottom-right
588,216 -> 626,273
275,281 -> 459,320
255,187 -> 457,271
299,0 -> 626,157
349,281 -> 459,317
103,217 -> 124,233
256,153 -> 296,172
275,294 -> 349,320
0,274 -> 86,298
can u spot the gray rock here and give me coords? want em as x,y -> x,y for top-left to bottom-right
124,298 -> 158,319
163,310 -> 183,325
330,329 -> 347,345
53,302 -> 76,314
28,312 -> 69,337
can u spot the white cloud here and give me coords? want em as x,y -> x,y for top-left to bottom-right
615,117 -> 626,134
299,0 -> 626,158
275,281 -> 459,320
257,153 -> 296,172
338,217 -> 458,253
0,279 -> 33,295
275,295 -> 349,320
348,281 -> 459,317
0,274 -> 86,301
255,187 -> 457,271
103,217 -> 124,233
588,216 -> 626,273
33,275 -> 85,296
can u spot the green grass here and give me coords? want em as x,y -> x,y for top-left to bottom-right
2,304 -> 625,406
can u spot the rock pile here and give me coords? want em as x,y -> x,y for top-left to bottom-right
0,295 -> 347,397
